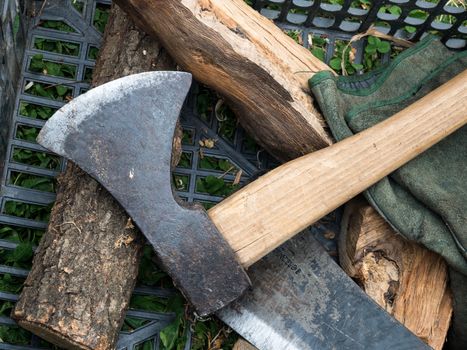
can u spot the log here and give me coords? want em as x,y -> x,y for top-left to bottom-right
114,0 -> 333,162
11,5 -> 176,350
339,198 -> 452,350
13,1 -> 452,348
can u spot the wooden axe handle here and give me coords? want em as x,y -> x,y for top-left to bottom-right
209,70 -> 467,267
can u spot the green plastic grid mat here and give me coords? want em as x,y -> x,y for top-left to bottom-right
0,0 -> 464,349
0,0 -> 191,348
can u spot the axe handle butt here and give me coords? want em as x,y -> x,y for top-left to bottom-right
208,70 -> 467,267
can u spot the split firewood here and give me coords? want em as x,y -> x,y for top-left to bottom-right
13,1 -> 452,349
114,0 -> 333,162
339,197 -> 452,350
12,6 -> 177,349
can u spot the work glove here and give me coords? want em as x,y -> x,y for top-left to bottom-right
309,36 -> 467,349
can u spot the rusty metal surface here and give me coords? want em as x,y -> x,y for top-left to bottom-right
37,71 -> 251,316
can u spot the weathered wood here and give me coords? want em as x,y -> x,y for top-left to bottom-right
114,0 -> 333,161
209,71 -> 467,267
11,5 -> 176,350
339,198 -> 452,350
233,339 -> 259,350
13,2 -> 456,348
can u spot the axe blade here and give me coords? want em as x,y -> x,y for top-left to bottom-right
217,232 -> 430,350
38,71 -> 251,316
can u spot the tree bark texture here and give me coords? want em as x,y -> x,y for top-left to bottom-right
12,5 -> 176,350
339,198 -> 452,350
114,0 -> 334,162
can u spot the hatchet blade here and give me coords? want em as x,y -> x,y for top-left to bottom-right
38,71 -> 252,316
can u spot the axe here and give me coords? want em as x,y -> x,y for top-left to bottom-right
37,71 -> 465,348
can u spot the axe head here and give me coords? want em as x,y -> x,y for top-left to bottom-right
38,71 -> 251,315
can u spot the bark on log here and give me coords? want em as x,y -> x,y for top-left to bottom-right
339,198 -> 452,350
114,0 -> 333,162
11,6 -> 176,350
12,1 -> 452,348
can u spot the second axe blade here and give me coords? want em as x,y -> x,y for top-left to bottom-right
217,232 -> 429,350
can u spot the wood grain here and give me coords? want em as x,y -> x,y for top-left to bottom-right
339,198 -> 452,350
209,70 -> 467,267
233,339 -> 259,350
114,0 -> 333,161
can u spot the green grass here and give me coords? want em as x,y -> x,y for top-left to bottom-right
134,246 -> 239,349
0,225 -> 44,246
12,147 -> 61,170
84,67 -> 94,82
0,301 -> 31,344
34,37 -> 80,56
93,3 -> 111,33
0,274 -> 25,293
286,30 -> 302,45
29,54 -> 77,79
196,176 -> 239,197
88,45 -> 100,60
3,201 -> 52,222
216,105 -> 237,143
306,34 -> 395,75
71,0 -> 85,13
182,129 -> 195,145
10,172 -> 56,193
24,80 -> 73,101
178,152 -> 193,168
19,101 -> 57,120
196,86 -> 215,122
38,20 -> 76,33
0,243 -> 34,270
199,156 -> 237,173
15,124 -> 41,142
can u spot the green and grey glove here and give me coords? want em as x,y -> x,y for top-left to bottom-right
309,36 -> 466,349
